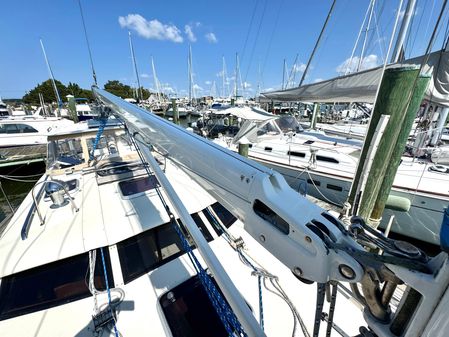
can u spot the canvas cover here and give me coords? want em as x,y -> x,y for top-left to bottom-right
262,49 -> 449,107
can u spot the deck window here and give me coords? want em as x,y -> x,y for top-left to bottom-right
210,202 -> 237,229
117,215 -> 214,284
0,248 -> 114,321
264,147 -> 273,152
203,203 -> 237,236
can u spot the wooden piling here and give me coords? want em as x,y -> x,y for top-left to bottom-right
371,74 -> 430,220
348,67 -> 420,222
171,98 -> 179,125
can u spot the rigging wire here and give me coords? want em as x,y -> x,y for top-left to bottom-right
261,0 -> 285,83
240,0 -> 260,67
406,0 -> 427,59
78,0 -> 97,85
244,0 -> 268,86
423,0 -> 437,48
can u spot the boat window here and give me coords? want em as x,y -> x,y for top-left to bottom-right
288,151 -> 306,158
256,122 -> 279,136
210,202 -> 237,229
274,116 -> 303,133
304,140 -> 314,145
17,124 -> 38,133
118,175 -> 159,197
326,184 -> 343,192
0,248 -> 114,321
349,149 -> 361,159
253,199 -> 289,235
160,275 -> 231,337
264,147 -> 273,152
316,155 -> 339,164
307,178 -> 321,186
0,123 -> 38,134
0,124 -> 19,134
117,216 -> 214,284
191,213 -> 213,242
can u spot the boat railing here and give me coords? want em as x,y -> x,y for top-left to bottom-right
21,178 -> 78,239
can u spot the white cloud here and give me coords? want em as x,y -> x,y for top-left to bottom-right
243,81 -> 252,89
160,83 -> 175,94
314,78 -> 324,83
184,24 -> 196,42
193,84 -> 203,91
336,54 -> 379,74
118,14 -> 183,43
205,32 -> 218,43
205,80 -> 211,85
140,73 -> 150,78
292,63 -> 307,73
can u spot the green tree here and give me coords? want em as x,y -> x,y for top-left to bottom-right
67,82 -> 94,101
103,80 -> 134,98
23,79 -> 69,105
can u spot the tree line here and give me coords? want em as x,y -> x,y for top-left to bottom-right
22,79 -> 155,104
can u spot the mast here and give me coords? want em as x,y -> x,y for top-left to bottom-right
282,59 -> 286,90
39,39 -> 62,117
299,0 -> 337,86
391,0 -> 417,63
151,56 -> 161,103
188,45 -> 193,105
357,0 -> 376,72
286,53 -> 299,88
237,54 -> 245,98
128,31 -> 142,102
222,55 -> 226,98
345,3 -> 372,75
234,53 -> 239,100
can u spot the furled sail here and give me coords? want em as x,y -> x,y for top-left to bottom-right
262,49 -> 449,106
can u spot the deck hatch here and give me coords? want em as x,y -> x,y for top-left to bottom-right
118,175 -> 159,197
160,275 -> 231,337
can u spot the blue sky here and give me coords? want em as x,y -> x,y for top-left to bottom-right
1,0 -> 447,99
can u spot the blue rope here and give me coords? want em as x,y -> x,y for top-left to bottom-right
100,247 -> 119,337
89,118 -> 108,161
206,208 -> 264,330
258,275 -> 264,331
170,217 -> 247,337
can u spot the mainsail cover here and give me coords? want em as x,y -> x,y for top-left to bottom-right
262,49 -> 449,106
